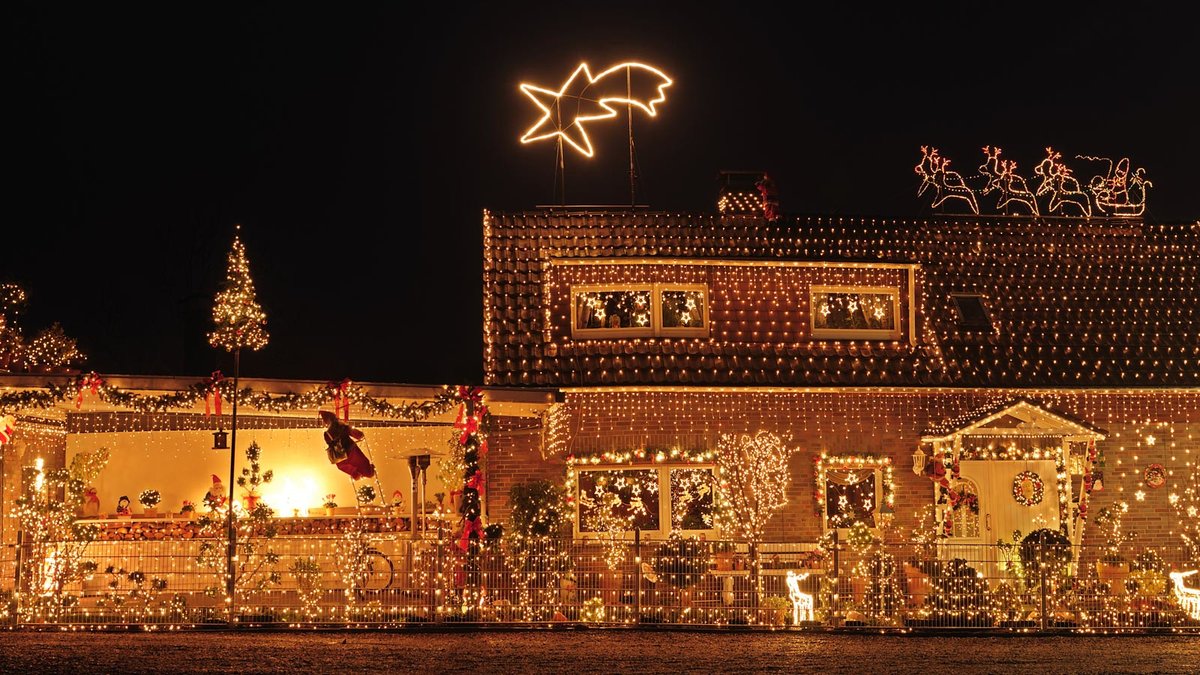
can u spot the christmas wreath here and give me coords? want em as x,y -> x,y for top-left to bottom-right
1012,471 -> 1044,506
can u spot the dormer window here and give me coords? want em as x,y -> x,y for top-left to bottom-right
570,284 -> 709,339
951,294 -> 993,331
810,286 -> 901,340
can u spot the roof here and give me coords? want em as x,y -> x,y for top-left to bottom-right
484,210 -> 1199,388
921,396 -> 1108,440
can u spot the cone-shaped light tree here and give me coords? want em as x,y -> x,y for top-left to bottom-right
210,226 -> 269,617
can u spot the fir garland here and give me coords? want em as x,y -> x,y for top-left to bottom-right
0,371 -> 461,422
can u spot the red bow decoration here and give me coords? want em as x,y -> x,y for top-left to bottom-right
327,379 -> 351,422
457,516 -> 483,552
205,371 -> 225,417
456,386 -> 483,405
75,373 -> 104,408
454,405 -> 480,444
465,470 -> 486,499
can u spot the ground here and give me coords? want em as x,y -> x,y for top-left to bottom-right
2,630 -> 1200,673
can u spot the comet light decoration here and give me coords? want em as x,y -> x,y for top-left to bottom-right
519,62 -> 673,158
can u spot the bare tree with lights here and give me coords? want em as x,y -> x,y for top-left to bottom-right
209,226 -> 269,619
714,430 -> 794,601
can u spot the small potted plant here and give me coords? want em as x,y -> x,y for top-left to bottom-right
761,595 -> 791,627
356,484 -> 377,513
323,494 -> 337,517
138,489 -> 161,518
179,500 -> 196,520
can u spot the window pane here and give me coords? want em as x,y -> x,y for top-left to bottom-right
670,468 -> 715,531
574,290 -> 653,330
813,291 -> 896,332
578,469 -> 660,532
825,469 -> 877,528
661,289 -> 706,328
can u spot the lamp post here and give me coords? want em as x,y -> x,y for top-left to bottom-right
224,348 -> 240,613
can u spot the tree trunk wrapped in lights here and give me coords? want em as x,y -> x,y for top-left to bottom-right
714,430 -> 795,601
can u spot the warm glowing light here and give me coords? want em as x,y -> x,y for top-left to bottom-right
519,62 -> 673,157
1170,570 -> 1200,620
786,570 -> 813,624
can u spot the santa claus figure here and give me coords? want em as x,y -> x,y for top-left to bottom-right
319,408 -> 375,480
0,414 -> 15,445
203,474 -> 227,511
81,486 -> 101,518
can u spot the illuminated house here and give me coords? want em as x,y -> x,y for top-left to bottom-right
483,207 -> 1200,553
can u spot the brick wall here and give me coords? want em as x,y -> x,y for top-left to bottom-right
483,389 -> 1200,555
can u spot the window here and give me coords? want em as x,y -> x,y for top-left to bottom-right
947,479 -> 981,539
570,284 -> 709,339
659,285 -> 708,337
575,465 -> 715,538
950,294 -> 993,331
670,468 -> 716,531
572,287 -> 654,337
810,286 -> 901,340
823,469 -> 879,529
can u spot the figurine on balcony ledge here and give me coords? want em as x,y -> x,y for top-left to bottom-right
115,495 -> 131,517
203,474 -> 227,511
81,486 -> 100,518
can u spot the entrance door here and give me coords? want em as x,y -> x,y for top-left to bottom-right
944,460 -> 1060,580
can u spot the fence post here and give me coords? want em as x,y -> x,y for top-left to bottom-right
831,528 -> 840,627
634,528 -> 642,625
12,531 -> 22,626
1038,542 -> 1047,632
434,530 -> 444,623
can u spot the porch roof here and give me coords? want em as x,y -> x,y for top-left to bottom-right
921,396 -> 1108,442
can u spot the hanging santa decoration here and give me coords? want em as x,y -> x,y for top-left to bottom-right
318,408 -> 376,480
0,414 -> 15,446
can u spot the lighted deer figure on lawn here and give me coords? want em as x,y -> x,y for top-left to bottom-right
1169,570 -> 1200,621
786,570 -> 813,624
1034,147 -> 1091,217
915,146 -> 980,214
979,146 -> 1040,216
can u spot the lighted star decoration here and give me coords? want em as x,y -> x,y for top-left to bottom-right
519,62 -> 673,157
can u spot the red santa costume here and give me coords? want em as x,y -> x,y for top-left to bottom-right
319,409 -> 376,480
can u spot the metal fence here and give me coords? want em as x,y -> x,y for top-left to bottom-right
4,531 -> 1200,631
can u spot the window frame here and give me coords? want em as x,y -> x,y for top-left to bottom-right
573,464 -> 717,540
658,283 -> 710,338
568,283 -> 710,339
809,285 -> 903,341
569,284 -> 656,339
821,467 -> 883,533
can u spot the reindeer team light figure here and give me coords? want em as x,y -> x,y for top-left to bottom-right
1169,570 -> 1200,621
519,62 -> 673,158
786,570 -> 813,625
917,145 -> 1150,217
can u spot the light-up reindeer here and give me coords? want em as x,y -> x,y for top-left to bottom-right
979,146 -> 1040,216
915,146 -> 980,214
786,570 -> 813,624
1034,147 -> 1091,217
1169,570 -> 1200,621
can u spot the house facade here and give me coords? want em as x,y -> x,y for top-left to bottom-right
482,207 -> 1200,556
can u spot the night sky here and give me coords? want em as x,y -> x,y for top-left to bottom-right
8,4 -> 1197,386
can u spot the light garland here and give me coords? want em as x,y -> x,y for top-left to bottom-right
713,431 -> 793,548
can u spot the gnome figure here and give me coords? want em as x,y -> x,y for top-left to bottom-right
204,474 -> 227,511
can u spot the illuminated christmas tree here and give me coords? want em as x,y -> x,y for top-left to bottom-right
209,231 -> 269,352
0,283 -> 85,373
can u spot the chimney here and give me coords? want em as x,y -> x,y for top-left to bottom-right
717,170 -> 779,220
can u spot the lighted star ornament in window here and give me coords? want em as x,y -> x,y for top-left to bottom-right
519,62 -> 672,158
